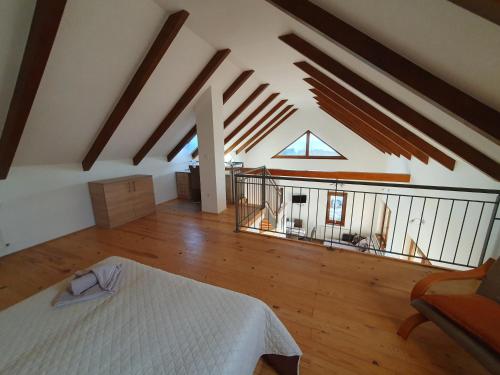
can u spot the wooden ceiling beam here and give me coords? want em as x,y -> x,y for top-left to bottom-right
318,103 -> 390,154
318,96 -> 405,156
224,83 -> 268,128
166,125 -> 197,162
304,76 -> 454,168
447,0 -> 500,26
245,108 -> 298,153
225,99 -> 286,154
284,38 -> 499,178
82,10 -> 189,171
264,168 -> 411,183
166,68 -> 254,162
224,93 -> 279,145
133,48 -> 230,165
222,70 -> 254,103
270,4 -> 500,142
191,82 -> 269,159
310,86 -> 426,163
238,167 -> 411,182
0,0 -> 67,179
236,105 -> 293,154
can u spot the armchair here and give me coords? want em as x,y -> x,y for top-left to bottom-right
398,258 -> 499,374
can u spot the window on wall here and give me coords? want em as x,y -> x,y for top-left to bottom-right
273,131 -> 346,159
326,192 -> 347,226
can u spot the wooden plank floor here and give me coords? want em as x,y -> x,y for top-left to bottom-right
0,200 -> 486,374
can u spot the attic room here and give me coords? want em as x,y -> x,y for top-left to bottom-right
0,0 -> 499,374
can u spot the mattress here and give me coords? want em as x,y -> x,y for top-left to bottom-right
0,256 -> 301,375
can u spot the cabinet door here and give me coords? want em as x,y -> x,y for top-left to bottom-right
104,181 -> 136,227
132,177 -> 155,218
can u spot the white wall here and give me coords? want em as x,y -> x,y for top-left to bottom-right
0,0 -> 248,256
383,155 -> 500,266
236,108 -> 391,171
196,86 -> 227,213
0,156 -> 191,255
274,180 -> 381,241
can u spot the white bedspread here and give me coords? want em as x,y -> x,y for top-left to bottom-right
0,256 -> 301,375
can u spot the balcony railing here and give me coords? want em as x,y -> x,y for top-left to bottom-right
234,169 -> 500,269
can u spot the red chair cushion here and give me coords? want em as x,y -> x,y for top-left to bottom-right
421,294 -> 500,353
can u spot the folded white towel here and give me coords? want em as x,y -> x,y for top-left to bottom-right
74,263 -> 122,292
53,263 -> 122,308
70,273 -> 97,295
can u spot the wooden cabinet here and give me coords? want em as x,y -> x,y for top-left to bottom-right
176,172 -> 191,200
89,175 -> 155,228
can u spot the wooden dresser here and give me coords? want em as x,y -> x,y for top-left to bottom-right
88,175 -> 155,228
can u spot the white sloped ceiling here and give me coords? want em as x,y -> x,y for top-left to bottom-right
1,0 -> 499,171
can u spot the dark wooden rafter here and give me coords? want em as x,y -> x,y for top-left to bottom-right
236,105 -> 293,154
245,108 -> 298,153
318,104 -> 389,154
224,93 -> 279,145
82,10 -> 189,171
191,83 -> 268,159
133,49 -> 230,165
318,98 -> 395,154
305,76 -> 454,168
268,2 -> 500,142
317,97 -> 390,153
222,70 -> 254,103
191,148 -> 199,159
282,36 -> 499,180
319,95 -> 411,160
314,90 -> 411,158
224,83 -> 268,128
448,0 -> 500,27
310,86 -> 424,162
0,0 -> 67,179
166,126 -> 197,162
166,69 -> 253,162
225,99 -> 287,154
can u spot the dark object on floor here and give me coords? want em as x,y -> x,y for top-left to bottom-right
341,233 -> 355,242
189,165 -> 201,202
293,219 -> 303,228
262,354 -> 300,375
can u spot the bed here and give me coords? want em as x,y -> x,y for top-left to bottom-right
0,256 -> 301,375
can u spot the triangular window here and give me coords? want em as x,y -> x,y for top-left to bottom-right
273,131 -> 345,159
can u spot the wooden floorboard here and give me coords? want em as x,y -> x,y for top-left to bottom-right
0,200 -> 486,374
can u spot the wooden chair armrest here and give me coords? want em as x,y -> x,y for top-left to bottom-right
410,258 -> 495,301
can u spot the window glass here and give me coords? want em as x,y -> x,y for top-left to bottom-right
326,192 -> 346,225
186,135 -> 198,153
328,194 -> 344,222
278,133 -> 307,156
273,131 -> 344,159
309,133 -> 341,156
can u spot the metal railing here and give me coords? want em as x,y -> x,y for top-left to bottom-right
234,166 -> 283,231
234,172 -> 500,269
